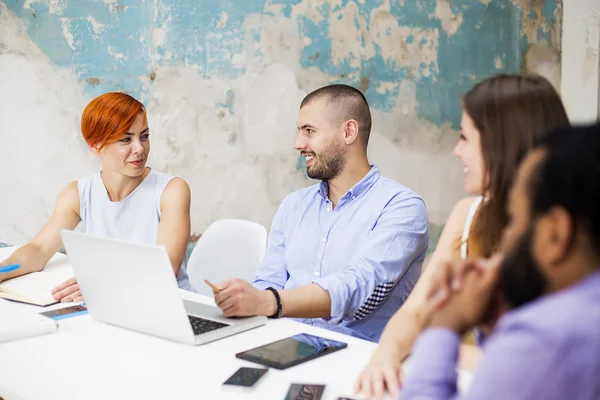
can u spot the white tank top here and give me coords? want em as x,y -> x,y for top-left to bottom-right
77,169 -> 193,291
460,196 -> 483,259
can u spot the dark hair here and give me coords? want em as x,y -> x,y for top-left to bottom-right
464,74 -> 569,257
301,84 -> 372,146
528,123 -> 600,257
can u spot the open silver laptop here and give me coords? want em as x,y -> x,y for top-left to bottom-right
60,230 -> 266,345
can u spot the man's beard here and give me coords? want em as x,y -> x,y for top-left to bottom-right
306,138 -> 346,181
499,227 -> 548,308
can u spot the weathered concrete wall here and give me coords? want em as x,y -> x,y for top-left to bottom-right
561,0 -> 599,123
0,0 -> 562,245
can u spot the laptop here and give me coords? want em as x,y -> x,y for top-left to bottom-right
60,230 -> 266,345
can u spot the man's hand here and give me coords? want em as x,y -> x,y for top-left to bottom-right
52,277 -> 84,303
426,255 -> 502,335
213,278 -> 277,317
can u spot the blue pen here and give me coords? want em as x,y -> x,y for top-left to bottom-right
0,264 -> 20,273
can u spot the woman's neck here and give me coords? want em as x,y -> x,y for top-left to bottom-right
100,168 -> 150,202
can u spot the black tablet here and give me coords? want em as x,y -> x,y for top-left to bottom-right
236,333 -> 348,370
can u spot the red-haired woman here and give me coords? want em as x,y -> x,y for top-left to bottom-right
0,92 -> 195,299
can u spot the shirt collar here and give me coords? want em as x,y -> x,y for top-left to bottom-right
317,165 -> 380,200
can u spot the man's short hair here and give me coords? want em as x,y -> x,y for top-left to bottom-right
528,122 -> 600,256
300,84 -> 372,146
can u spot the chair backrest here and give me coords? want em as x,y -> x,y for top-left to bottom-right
187,219 -> 268,296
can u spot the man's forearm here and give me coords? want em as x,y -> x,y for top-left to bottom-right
277,283 -> 332,318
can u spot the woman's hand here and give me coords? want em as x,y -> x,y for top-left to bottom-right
354,346 -> 404,400
52,277 -> 84,303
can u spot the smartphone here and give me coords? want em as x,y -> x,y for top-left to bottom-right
39,305 -> 88,320
222,367 -> 268,391
283,384 -> 325,400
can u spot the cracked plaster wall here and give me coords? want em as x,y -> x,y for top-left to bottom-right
0,0 -> 562,246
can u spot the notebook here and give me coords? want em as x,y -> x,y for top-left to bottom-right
0,247 -> 74,306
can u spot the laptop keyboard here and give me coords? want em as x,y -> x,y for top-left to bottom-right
188,315 -> 228,335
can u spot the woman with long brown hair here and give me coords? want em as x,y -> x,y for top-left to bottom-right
355,74 -> 570,399
0,92 -> 195,299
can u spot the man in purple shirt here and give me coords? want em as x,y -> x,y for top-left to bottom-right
402,122 -> 600,400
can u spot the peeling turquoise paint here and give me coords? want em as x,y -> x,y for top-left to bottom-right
296,154 -> 308,179
2,0 -> 562,130
417,1 -> 523,126
542,0 -> 559,23
4,0 -> 154,96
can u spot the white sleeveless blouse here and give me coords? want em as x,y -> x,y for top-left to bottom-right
77,169 -> 193,291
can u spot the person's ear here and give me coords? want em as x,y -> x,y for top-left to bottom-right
343,119 -> 360,145
533,206 -> 573,267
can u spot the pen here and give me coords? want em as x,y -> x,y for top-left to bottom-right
204,279 -> 221,293
0,264 -> 20,273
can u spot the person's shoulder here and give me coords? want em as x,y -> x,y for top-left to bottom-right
147,169 -> 174,184
499,278 -> 600,344
453,196 -> 481,214
269,182 -> 321,217
376,174 -> 408,191
376,174 -> 421,198
164,176 -> 190,192
446,196 -> 481,227
162,177 -> 191,203
61,180 -> 79,197
146,169 -> 189,193
56,181 -> 80,211
76,171 -> 99,188
377,175 -> 426,208
424,197 -> 480,263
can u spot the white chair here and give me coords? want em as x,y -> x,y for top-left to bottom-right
187,219 -> 268,296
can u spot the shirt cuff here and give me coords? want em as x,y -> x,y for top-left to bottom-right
312,274 -> 347,324
252,280 -> 279,291
407,328 -> 460,390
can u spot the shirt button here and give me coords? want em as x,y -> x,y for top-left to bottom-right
327,207 -> 331,211
321,237 -> 326,243
313,271 -> 320,277
352,195 -> 356,199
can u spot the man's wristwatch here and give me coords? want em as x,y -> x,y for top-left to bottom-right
265,287 -> 282,319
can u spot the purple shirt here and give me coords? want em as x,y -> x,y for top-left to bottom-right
402,271 -> 600,399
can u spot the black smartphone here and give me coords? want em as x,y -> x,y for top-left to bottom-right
39,305 -> 88,320
222,367 -> 268,391
284,384 -> 325,400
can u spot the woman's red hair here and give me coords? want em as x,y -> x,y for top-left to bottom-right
81,92 -> 146,150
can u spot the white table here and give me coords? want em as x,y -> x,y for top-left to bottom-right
0,289 -> 384,400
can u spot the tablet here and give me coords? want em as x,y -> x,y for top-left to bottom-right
236,333 -> 347,370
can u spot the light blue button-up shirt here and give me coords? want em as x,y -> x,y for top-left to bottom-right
253,166 -> 429,342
